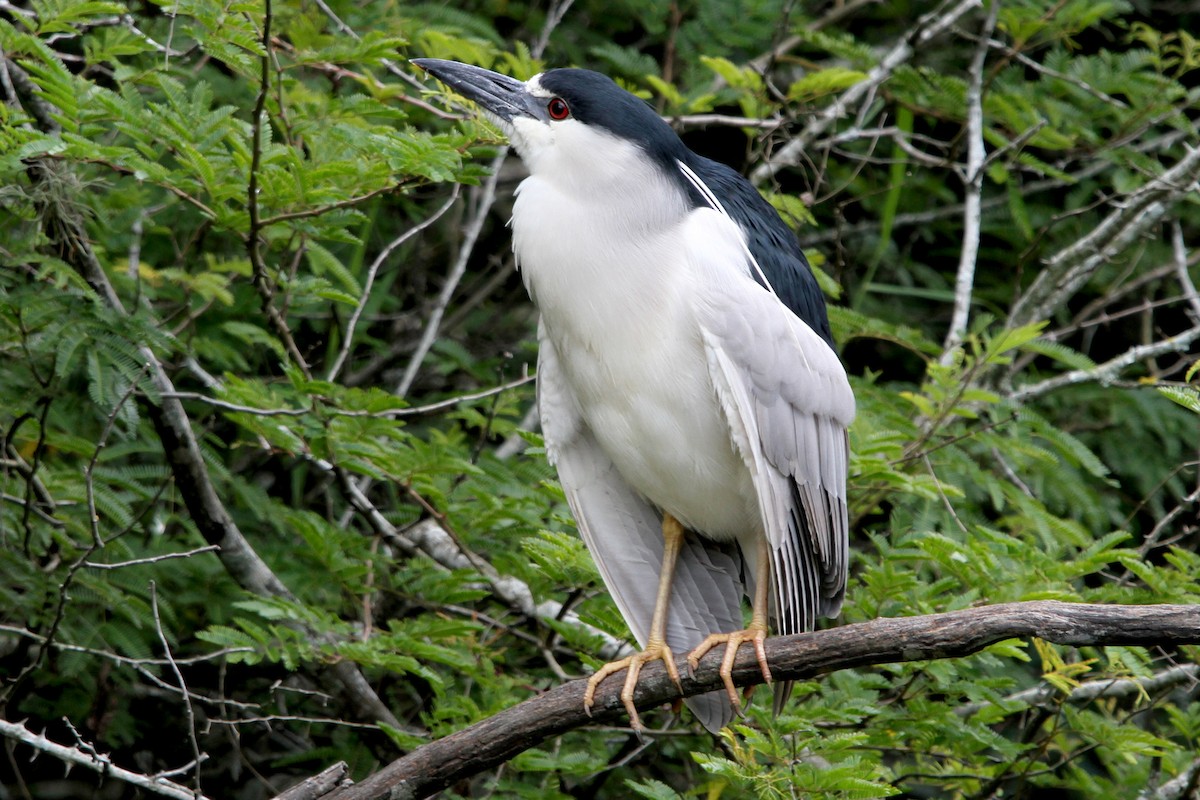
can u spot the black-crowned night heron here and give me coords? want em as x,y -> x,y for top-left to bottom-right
414,59 -> 855,733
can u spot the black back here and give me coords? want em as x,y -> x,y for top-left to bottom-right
682,154 -> 834,351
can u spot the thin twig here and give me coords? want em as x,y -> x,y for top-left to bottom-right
1138,484 -> 1200,558
983,36 -> 1128,109
245,0 -> 310,376
533,0 -> 575,59
1171,222 -> 1200,323
84,363 -> 150,547
258,182 -> 412,227
207,715 -> 383,730
1010,325 -> 1200,402
84,544 -> 221,570
0,623 -> 253,670
151,581 -> 205,797
161,374 -> 534,419
327,186 -> 461,381
670,113 -> 783,130
394,152 -> 507,397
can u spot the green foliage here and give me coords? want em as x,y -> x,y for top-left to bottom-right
1,0 -> 1198,798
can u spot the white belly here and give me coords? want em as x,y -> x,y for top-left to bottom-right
514,176 -> 759,540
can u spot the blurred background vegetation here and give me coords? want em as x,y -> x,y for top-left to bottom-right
1,0 -> 1198,797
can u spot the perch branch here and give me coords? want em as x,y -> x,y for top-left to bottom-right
316,601 -> 1200,800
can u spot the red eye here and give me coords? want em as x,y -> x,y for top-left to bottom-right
547,97 -> 571,120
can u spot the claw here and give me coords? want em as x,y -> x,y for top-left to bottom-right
583,642 -> 681,733
686,627 -> 771,713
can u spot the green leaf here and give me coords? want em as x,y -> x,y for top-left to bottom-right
1158,385 -> 1200,413
787,67 -> 868,101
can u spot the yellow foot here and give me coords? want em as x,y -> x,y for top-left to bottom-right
583,643 -> 682,733
686,628 -> 771,713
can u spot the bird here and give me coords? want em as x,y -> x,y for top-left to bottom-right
414,58 -> 855,733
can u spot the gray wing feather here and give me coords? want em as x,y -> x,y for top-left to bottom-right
698,277 -> 855,638
537,322 -> 746,732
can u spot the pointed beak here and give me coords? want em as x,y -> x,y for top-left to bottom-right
412,59 -> 541,123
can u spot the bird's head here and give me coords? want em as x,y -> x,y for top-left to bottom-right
413,59 -> 687,190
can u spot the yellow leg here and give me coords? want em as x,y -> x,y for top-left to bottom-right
583,513 -> 686,732
686,535 -> 772,713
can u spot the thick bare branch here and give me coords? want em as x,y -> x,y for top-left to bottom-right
275,762 -> 352,800
1140,757 -> 1200,800
319,601 -> 1200,800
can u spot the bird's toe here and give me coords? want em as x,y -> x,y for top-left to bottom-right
586,643 -> 679,733
687,628 -> 772,713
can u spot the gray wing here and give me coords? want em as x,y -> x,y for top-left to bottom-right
687,210 -> 856,638
537,321 -> 746,732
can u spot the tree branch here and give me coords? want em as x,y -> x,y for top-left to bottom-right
394,151 -> 506,397
245,0 -> 304,374
749,0 -> 980,186
1008,145 -> 1200,328
1140,756 -> 1200,800
0,718 -> 209,800
314,601 -> 1200,800
151,580 -> 205,796
275,762 -> 352,800
955,662 -> 1200,717
939,1 -> 996,363
326,186 -> 461,382
12,61 -> 403,734
1009,323 -> 1200,402
795,129 -> 1190,248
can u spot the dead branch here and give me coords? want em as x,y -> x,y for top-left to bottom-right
1008,145 -> 1200,329
274,762 -> 352,800
0,718 -> 208,800
305,601 -> 1200,800
749,0 -> 981,185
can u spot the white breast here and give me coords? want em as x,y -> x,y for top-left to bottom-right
513,173 -> 759,541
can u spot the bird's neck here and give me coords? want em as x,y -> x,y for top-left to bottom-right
511,172 -> 693,339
